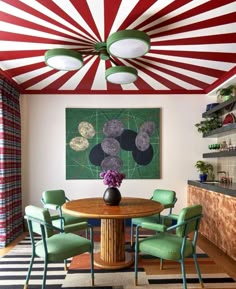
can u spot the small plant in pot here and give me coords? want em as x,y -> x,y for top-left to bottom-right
217,85 -> 235,102
195,160 -> 213,182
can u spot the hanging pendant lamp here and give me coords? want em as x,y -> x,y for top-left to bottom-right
45,48 -> 83,71
44,29 -> 150,84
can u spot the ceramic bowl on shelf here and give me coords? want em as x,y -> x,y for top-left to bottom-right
206,103 -> 219,111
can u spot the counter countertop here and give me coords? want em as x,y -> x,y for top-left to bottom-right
188,180 -> 236,197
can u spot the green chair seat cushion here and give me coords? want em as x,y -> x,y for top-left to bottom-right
35,233 -> 91,262
138,233 -> 193,260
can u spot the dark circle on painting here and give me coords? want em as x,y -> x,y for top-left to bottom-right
140,121 -> 156,136
101,156 -> 123,171
116,129 -> 137,151
89,144 -> 107,166
103,119 -> 124,137
101,138 -> 120,156
132,145 -> 153,165
135,132 -> 150,151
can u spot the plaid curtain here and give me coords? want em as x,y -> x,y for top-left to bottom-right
0,75 -> 22,247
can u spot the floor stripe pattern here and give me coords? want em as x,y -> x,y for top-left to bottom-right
0,236 -> 236,289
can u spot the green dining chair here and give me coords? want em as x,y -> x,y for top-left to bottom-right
41,189 -> 89,234
134,204 -> 204,289
24,205 -> 94,289
130,189 -> 177,245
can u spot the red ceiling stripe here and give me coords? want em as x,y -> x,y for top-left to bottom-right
144,56 -> 224,79
153,50 -> 236,63
36,0 -> 98,42
151,12 -> 236,38
104,0 -> 122,40
42,71 -> 78,90
146,0 -> 235,33
20,88 -> 204,95
124,60 -> 185,90
117,0 -> 156,31
19,70 -> 55,90
0,31 -> 85,45
5,62 -> 46,77
0,50 -> 47,61
152,33 -> 236,46
0,12 -> 85,43
70,0 -> 102,42
76,57 -> 100,90
134,0 -> 191,31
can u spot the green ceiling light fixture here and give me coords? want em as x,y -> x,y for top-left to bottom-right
105,66 -> 138,84
106,30 -> 150,59
44,29 -> 150,84
45,48 -> 83,71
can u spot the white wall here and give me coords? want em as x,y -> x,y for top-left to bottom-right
20,93 -> 210,213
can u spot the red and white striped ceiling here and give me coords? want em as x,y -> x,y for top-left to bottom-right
0,0 -> 236,94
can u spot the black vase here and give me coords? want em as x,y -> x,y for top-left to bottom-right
103,187 -> 121,206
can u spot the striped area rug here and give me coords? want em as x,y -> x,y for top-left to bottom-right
0,235 -> 236,289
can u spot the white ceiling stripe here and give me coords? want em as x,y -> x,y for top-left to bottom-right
59,56 -> 97,90
154,43 -> 236,53
0,22 -> 81,44
15,67 -> 52,84
141,0 -> 209,32
53,0 -> 100,41
149,53 -> 235,71
126,0 -> 174,30
91,59 -> 107,90
109,0 -> 139,34
129,59 -> 201,90
149,2 -> 236,35
1,1 -> 91,42
0,41 -> 90,51
26,70 -> 68,90
141,58 -> 216,84
87,0 -> 105,41
0,56 -> 43,70
152,23 -> 236,42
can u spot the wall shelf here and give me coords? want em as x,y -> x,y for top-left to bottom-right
203,123 -> 236,138
202,96 -> 236,118
203,151 -> 236,158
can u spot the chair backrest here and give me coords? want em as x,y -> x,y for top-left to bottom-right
42,189 -> 66,206
176,204 -> 202,237
25,205 -> 54,238
152,189 -> 177,209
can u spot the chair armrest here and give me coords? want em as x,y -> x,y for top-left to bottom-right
167,213 -> 179,220
140,222 -> 167,232
24,215 -> 64,233
64,221 -> 88,232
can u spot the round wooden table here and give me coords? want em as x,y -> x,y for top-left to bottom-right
62,197 -> 163,269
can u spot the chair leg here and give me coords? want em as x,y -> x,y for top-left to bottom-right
180,259 -> 187,289
134,227 -> 139,286
193,253 -> 204,288
64,259 -> 67,271
24,254 -> 35,289
42,259 -> 48,289
90,250 -> 94,286
130,223 -> 134,246
160,258 -> 163,270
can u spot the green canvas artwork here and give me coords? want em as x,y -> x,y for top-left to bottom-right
66,108 -> 160,179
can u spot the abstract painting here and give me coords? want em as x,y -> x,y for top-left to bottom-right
66,108 -> 160,179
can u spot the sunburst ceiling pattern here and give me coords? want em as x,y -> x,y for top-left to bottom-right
0,0 -> 236,94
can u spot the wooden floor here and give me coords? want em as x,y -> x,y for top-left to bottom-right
1,230 -> 235,281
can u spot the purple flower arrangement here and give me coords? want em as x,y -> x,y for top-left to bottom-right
100,170 -> 126,188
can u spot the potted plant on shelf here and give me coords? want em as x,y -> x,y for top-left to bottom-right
217,85 -> 235,102
195,115 -> 221,135
195,160 -> 213,182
